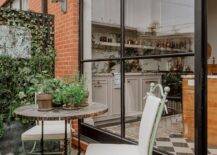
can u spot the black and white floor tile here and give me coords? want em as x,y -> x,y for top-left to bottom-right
155,134 -> 217,155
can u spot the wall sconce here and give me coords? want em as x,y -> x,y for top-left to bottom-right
51,0 -> 67,13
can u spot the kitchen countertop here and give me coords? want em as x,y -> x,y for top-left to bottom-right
93,72 -> 163,77
182,74 -> 217,79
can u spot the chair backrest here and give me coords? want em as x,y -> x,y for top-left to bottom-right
138,83 -> 170,155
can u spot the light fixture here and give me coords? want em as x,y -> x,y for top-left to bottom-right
51,0 -> 67,13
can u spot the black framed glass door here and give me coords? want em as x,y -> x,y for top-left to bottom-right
79,0 -> 208,154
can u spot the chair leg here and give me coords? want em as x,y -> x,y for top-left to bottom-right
22,141 -> 27,155
29,141 -> 37,154
22,141 -> 38,155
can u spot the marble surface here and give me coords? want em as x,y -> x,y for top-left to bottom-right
0,25 -> 31,59
14,102 -> 108,120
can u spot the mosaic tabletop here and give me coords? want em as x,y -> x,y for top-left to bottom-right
14,102 -> 108,120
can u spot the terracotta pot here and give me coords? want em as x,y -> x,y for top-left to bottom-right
36,94 -> 53,111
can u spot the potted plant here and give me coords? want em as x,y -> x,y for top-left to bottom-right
71,83 -> 88,107
52,86 -> 67,108
52,83 -> 87,110
28,78 -> 64,111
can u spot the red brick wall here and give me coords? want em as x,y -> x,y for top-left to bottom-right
29,0 -> 41,13
29,0 -> 79,78
28,1 -> 81,148
0,0 -> 7,6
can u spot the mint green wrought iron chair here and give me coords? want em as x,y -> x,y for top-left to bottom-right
86,83 -> 170,155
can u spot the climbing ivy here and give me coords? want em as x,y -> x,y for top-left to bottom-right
0,8 -> 55,121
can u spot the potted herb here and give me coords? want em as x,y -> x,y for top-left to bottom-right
61,83 -> 88,110
52,86 -> 67,107
28,78 -> 64,111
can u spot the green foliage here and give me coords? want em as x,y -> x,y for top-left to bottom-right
0,8 -> 55,121
66,83 -> 87,105
28,78 -> 64,95
52,85 -> 68,106
53,76 -> 88,106
0,115 -> 4,138
162,73 -> 182,97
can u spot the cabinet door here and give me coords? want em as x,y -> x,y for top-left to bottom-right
125,78 -> 140,115
92,79 -> 109,115
141,77 -> 161,110
111,83 -> 121,116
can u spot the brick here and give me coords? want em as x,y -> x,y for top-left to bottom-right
28,0 -> 79,78
0,0 -> 6,6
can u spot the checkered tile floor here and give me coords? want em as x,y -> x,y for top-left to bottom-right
156,134 -> 217,155
103,114 -> 217,155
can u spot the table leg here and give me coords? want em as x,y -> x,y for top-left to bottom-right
77,119 -> 81,155
64,119 -> 68,155
41,119 -> 44,155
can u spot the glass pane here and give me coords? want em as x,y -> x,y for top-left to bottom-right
207,0 -> 217,153
83,61 -> 121,136
83,0 -> 121,60
124,0 -> 195,154
124,0 -> 194,57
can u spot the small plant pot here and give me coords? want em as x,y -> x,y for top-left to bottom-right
62,104 -> 81,110
36,94 -> 53,111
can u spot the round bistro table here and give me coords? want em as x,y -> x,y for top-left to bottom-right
14,102 -> 108,155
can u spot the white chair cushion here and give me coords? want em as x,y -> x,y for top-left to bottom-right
22,123 -> 72,141
86,144 -> 140,155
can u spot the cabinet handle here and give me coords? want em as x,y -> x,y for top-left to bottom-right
93,81 -> 103,87
95,85 -> 102,87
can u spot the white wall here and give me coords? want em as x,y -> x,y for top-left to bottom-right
11,0 -> 20,10
92,0 -> 194,34
92,0 -> 120,25
160,0 -> 194,34
208,0 -> 217,64
11,0 -> 29,11
125,0 -> 152,31
84,0 -> 93,102
92,0 -> 152,30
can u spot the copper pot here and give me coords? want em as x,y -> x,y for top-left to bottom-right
36,94 -> 53,111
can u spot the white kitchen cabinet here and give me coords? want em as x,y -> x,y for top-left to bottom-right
92,73 -> 162,122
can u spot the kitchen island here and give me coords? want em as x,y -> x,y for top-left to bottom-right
182,75 -> 217,146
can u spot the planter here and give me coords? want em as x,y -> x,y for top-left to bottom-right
36,94 -> 53,111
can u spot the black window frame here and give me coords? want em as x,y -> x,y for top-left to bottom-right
78,0 -> 207,154
1,0 -> 207,154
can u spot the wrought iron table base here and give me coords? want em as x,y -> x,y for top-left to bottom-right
40,118 -> 82,155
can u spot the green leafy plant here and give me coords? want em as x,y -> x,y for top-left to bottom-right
66,83 -> 87,106
52,85 -> 68,106
162,73 -> 182,97
28,78 -> 64,95
0,115 -> 4,138
52,75 -> 88,107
